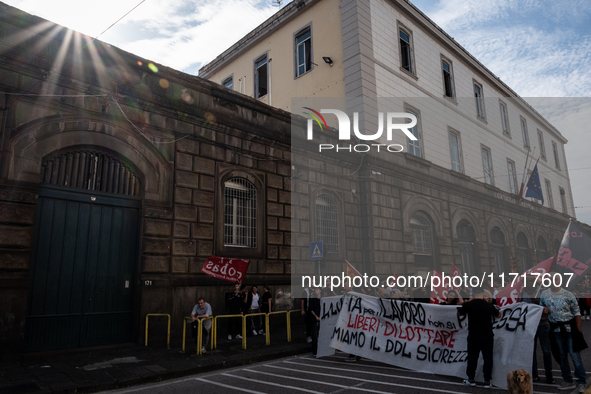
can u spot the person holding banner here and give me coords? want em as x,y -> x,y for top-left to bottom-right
457,287 -> 501,389
540,279 -> 587,392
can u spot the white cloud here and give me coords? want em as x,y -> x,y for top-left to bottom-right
5,0 -> 280,72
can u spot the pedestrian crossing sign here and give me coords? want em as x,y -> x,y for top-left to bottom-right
310,241 -> 323,260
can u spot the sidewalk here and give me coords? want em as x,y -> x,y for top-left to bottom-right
0,328 -> 310,393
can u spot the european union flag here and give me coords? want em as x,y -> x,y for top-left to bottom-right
525,159 -> 544,204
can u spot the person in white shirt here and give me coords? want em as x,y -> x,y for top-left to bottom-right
245,285 -> 263,335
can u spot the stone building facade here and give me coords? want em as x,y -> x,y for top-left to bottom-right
0,3 -> 292,354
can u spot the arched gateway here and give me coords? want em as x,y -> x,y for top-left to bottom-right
24,147 -> 142,351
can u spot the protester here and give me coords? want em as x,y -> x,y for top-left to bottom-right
540,277 -> 587,392
301,287 -> 313,343
261,285 -> 272,314
309,288 -> 321,356
575,283 -> 591,321
227,283 -> 244,340
525,286 -> 555,384
245,285 -> 263,335
191,297 -> 213,353
457,287 -> 501,389
440,290 -> 463,305
412,286 -> 430,303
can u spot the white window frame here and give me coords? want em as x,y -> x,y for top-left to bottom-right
507,159 -> 518,195
473,80 -> 486,120
449,129 -> 463,173
397,22 -> 416,77
499,100 -> 510,136
560,187 -> 568,214
404,104 -> 422,158
552,141 -> 561,170
481,146 -> 494,185
538,130 -> 546,160
222,75 -> 233,90
520,117 -> 530,149
441,55 -> 455,99
545,179 -> 554,209
294,26 -> 313,78
254,54 -> 268,99
223,177 -> 257,248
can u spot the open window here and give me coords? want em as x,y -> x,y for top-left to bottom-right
254,55 -> 268,99
295,27 -> 312,77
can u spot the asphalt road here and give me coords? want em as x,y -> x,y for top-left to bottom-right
103,321 -> 591,394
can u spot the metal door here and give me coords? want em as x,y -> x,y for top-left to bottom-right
24,185 -> 140,351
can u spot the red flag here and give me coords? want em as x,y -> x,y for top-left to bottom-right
430,269 -> 445,304
555,220 -> 591,288
451,263 -> 463,292
496,256 -> 554,307
345,260 -> 366,293
201,256 -> 250,283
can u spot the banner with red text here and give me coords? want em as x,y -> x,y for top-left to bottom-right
201,256 -> 250,283
318,293 -> 542,389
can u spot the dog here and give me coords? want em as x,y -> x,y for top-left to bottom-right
507,370 -> 532,394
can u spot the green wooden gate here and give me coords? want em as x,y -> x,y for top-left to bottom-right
24,185 -> 140,351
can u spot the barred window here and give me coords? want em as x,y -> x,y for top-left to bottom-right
224,178 -> 257,247
315,195 -> 339,253
410,216 -> 432,254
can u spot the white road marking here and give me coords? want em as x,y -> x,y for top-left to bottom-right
194,378 -> 263,393
263,364 -> 473,394
222,372 -> 324,393
239,368 -> 395,394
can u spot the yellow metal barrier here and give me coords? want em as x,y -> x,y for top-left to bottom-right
242,312 -> 268,350
145,313 -> 171,349
196,316 -> 214,356
181,316 -> 191,353
288,309 -> 303,343
265,311 -> 288,346
213,314 -> 244,349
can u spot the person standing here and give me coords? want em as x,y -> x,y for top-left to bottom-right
457,287 -> 501,389
525,291 -> 554,384
301,287 -> 313,343
260,285 -> 272,335
245,285 -> 262,335
227,283 -> 244,340
540,278 -> 587,392
309,287 -> 321,356
191,297 -> 212,353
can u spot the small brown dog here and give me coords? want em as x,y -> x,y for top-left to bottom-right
507,370 -> 532,394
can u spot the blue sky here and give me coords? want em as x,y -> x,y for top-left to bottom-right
4,0 -> 590,224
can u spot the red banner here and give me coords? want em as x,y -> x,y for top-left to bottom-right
496,256 -> 554,307
201,256 -> 250,283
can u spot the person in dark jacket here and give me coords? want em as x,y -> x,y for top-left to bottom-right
309,287 -> 321,356
457,287 -> 501,389
227,283 -> 244,340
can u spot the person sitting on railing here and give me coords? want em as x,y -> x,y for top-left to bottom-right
191,297 -> 212,354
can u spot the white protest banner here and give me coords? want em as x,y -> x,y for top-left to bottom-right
318,292 -> 542,389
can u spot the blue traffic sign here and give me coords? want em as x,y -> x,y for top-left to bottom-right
310,241 -> 323,260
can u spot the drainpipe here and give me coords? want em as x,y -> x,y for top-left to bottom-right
268,59 -> 272,106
